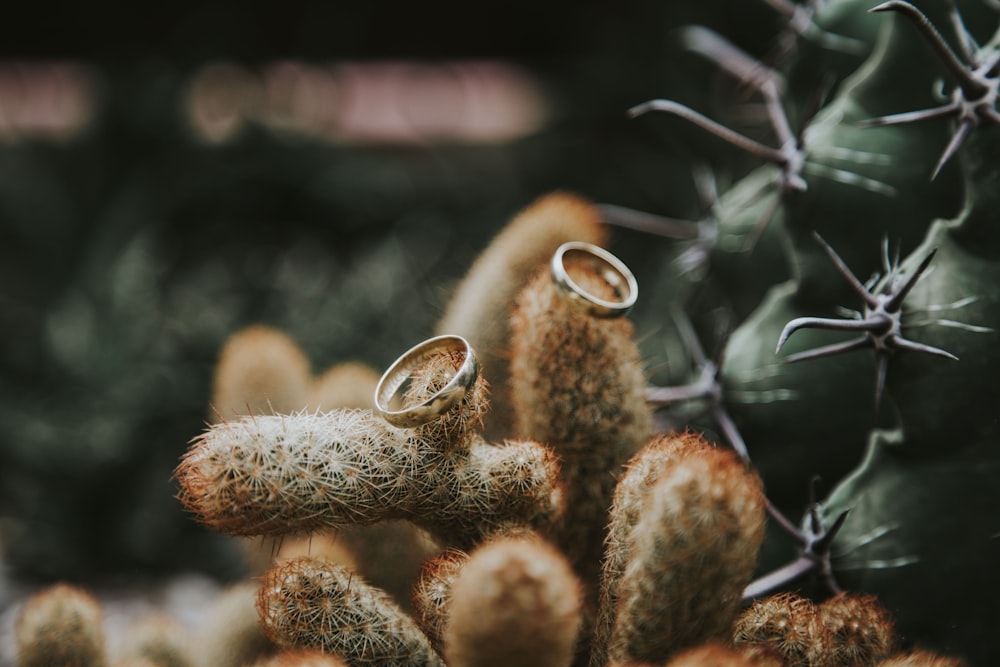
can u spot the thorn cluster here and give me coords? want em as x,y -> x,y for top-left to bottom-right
257,557 -> 444,667
734,591 -> 897,667
776,233 -> 957,409
862,1 -> 1000,179
744,479 -> 849,600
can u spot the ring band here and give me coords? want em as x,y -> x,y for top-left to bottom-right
550,241 -> 638,318
374,335 -> 480,428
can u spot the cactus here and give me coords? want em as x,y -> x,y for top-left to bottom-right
14,583 -> 107,667
441,534 -> 583,667
602,438 -> 766,665
256,557 -> 444,667
161,2 -> 1000,663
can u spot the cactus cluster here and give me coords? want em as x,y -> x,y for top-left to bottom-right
13,1 -> 998,665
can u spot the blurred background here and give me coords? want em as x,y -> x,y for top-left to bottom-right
0,0 -> 796,604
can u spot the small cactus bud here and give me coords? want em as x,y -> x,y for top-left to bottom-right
733,592 -> 817,667
257,557 -> 444,667
194,581 -> 275,667
14,583 -> 107,667
411,548 -> 469,655
810,592 -> 897,667
211,325 -> 312,421
608,443 -> 766,663
308,361 -> 381,411
442,535 -> 583,667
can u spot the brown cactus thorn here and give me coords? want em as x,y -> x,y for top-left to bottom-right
862,1 -> 1000,179
257,557 -> 444,667
776,232 -> 958,410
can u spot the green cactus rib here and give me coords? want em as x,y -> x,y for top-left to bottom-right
775,232 -> 958,410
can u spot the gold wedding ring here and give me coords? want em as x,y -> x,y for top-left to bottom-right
374,334 -> 479,428
550,241 -> 638,317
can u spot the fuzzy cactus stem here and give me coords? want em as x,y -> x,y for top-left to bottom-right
744,481 -> 849,600
862,1 -> 1000,179
776,233 -> 957,410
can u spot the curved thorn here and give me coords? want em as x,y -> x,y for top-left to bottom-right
857,103 -> 960,128
743,556 -> 816,601
776,317 -> 879,352
813,232 -> 879,306
677,25 -> 782,91
801,21 -> 868,55
947,1 -> 980,64
672,308 -> 708,366
761,78 -> 796,147
597,203 -> 703,240
813,509 -> 851,553
890,336 -> 959,360
645,382 -> 714,405
930,118 -> 976,181
780,336 -> 871,363
628,99 -> 789,165
870,1 -> 987,97
765,497 -> 807,545
713,404 -> 750,461
886,248 -> 937,311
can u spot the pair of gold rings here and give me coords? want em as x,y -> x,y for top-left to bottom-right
374,242 -> 637,427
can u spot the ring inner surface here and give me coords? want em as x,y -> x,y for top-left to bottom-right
564,250 -> 628,306
378,339 -> 464,414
